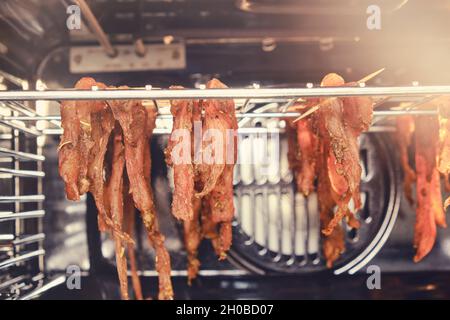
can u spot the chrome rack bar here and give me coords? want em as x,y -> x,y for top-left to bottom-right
0,210 -> 45,222
0,249 -> 45,270
0,119 -> 41,136
12,234 -> 45,247
0,147 -> 45,162
19,276 -> 66,300
0,168 -> 45,178
1,85 -> 450,101
3,109 -> 439,122
0,101 -> 37,116
0,196 -> 45,204
41,126 -> 395,136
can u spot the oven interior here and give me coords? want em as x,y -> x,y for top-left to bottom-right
1,0 -> 450,299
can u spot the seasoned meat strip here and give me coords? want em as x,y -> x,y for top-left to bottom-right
108,94 -> 173,300
74,78 -> 108,195
316,73 -> 364,236
199,79 -> 238,257
414,116 -> 444,262
395,116 -> 416,204
123,177 -> 143,300
184,196 -> 202,284
435,97 -> 450,210
104,126 -> 128,299
58,100 -> 81,200
87,107 -> 128,238
165,87 -> 195,221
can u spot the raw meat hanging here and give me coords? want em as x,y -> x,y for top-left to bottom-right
395,97 -> 449,262
58,79 -> 172,300
287,72 -> 373,267
165,78 -> 238,283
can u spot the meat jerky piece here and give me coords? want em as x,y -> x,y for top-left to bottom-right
315,74 -> 362,235
317,144 -> 345,267
74,78 -> 108,195
196,79 -> 237,198
200,195 -> 222,257
414,116 -> 444,262
184,101 -> 205,283
108,95 -> 173,300
184,196 -> 202,284
342,83 -> 373,134
87,108 -> 132,244
104,126 -> 128,299
165,87 -> 195,221
200,79 -> 238,257
395,116 -> 416,204
59,100 -> 81,200
435,98 -> 450,210
123,176 -> 143,300
286,110 -> 319,197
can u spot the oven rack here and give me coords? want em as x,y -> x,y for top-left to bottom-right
0,99 -> 46,299
0,85 -> 446,137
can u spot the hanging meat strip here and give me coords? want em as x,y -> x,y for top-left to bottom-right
414,115 -> 445,262
395,116 -> 416,204
435,97 -> 450,210
58,77 -> 107,200
86,106 -> 132,240
108,92 -> 173,300
184,100 -> 204,283
58,100 -> 81,200
197,78 -> 238,258
316,73 -> 368,236
286,102 -> 319,197
104,125 -> 129,299
74,78 -> 108,196
317,144 -> 345,268
123,176 -> 143,300
165,87 -> 195,221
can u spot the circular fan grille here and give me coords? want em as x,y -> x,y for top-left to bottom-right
228,105 -> 400,274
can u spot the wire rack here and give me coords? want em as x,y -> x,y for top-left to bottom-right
0,84 -> 448,296
0,100 -> 46,300
0,85 -> 446,136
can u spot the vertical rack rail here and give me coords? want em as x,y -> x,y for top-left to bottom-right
0,100 -> 46,299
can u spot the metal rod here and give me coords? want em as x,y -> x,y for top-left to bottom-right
3,109 -> 439,122
2,86 -> 450,101
75,0 -> 116,57
0,101 -> 37,116
41,125 -> 395,136
0,249 -> 45,270
0,120 -> 41,136
0,196 -> 45,204
20,276 -> 66,300
0,147 -> 45,162
0,168 -> 45,178
12,233 -> 45,246
0,210 -> 45,221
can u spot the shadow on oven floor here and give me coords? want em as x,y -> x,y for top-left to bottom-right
39,272 -> 450,300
